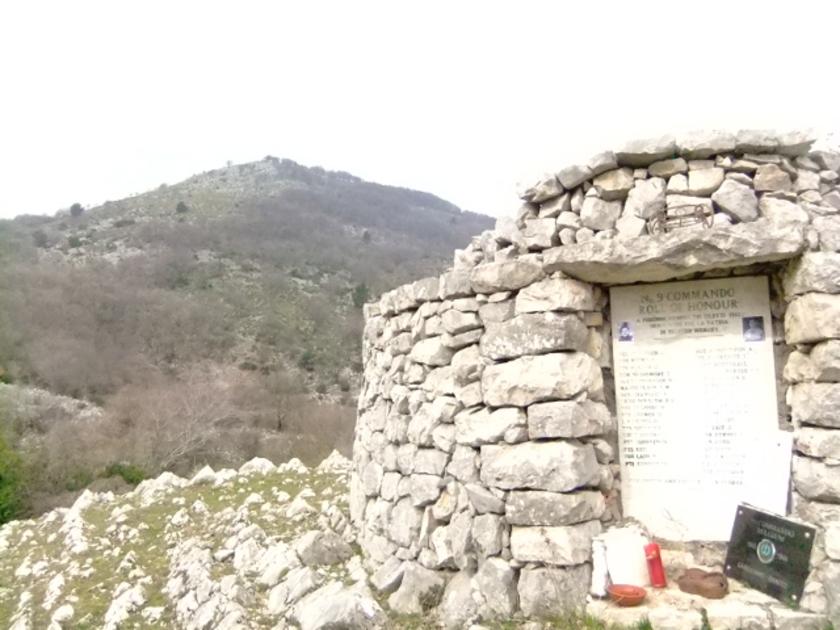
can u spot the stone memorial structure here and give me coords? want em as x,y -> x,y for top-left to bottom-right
350,130 -> 840,627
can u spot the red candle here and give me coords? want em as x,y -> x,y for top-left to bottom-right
645,542 -> 667,588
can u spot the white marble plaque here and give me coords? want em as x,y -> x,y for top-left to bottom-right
610,276 -> 788,541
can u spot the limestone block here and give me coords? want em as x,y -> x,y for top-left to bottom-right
454,406 -> 525,446
506,490 -> 605,526
474,557 -> 518,617
735,129 -> 779,153
791,383 -> 840,427
481,352 -> 603,407
510,520 -> 602,565
795,428 -> 840,459
624,177 -> 666,219
784,252 -> 840,295
677,130 -> 736,159
543,218 -> 806,284
469,260 -> 544,293
538,192 -> 571,218
514,276 -> 595,313
759,197 -> 809,224
793,456 -> 840,502
592,168 -> 634,201
479,312 -> 589,360
438,572 -> 479,629
446,445 -> 479,482
439,270 -> 473,299
754,164 -> 793,192
472,515 -> 504,558
522,174 -> 564,204
464,483 -> 505,514
712,179 -> 759,222
389,498 -> 423,547
414,449 -> 449,476
580,197 -> 623,231
687,167 -> 725,196
527,399 -> 612,439
814,216 -> 840,251
387,562 -> 446,615
557,164 -> 593,190
410,337 -> 454,366
616,135 -> 676,167
588,151 -> 619,176
786,294 -> 840,344
704,599 -> 772,629
478,300 -> 515,325
648,157 -> 687,178
440,309 -> 482,335
517,565 -> 591,617
480,441 -> 600,492
523,217 -> 558,249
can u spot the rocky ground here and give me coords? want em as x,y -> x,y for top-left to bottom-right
0,453 -> 646,630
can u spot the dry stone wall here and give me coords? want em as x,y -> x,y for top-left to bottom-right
351,129 -> 840,626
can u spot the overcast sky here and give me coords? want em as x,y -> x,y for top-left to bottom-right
1,1 -> 838,220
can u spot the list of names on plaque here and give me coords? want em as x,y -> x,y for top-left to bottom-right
610,276 -> 787,541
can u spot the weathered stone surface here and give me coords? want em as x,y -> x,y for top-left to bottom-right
389,498 -> 423,547
523,217 -> 558,249
295,531 -> 354,567
687,167 -> 725,196
791,383 -> 840,428
472,515 -> 504,558
814,216 -> 840,251
754,164 -> 793,192
292,581 -> 386,630
438,572 -> 478,630
510,521 -> 602,565
616,135 -> 676,167
543,218 -> 806,284
587,151 -> 618,176
409,474 -> 443,506
514,277 -> 595,313
793,456 -> 840,502
481,352 -> 603,407
784,252 -> 840,295
464,483 -> 505,514
370,557 -> 404,594
667,173 -> 688,193
440,309 -> 482,335
648,157 -> 687,178
777,130 -> 817,157
387,562 -> 446,615
786,293 -> 840,344
474,557 -> 518,617
557,164 -> 592,190
592,168 -> 634,201
522,174 -> 564,204
518,565 -> 591,617
410,337 -> 454,367
480,441 -> 599,492
438,270 -> 473,299
527,399 -> 612,439
678,130 -> 736,159
469,260 -> 543,293
429,511 -> 473,570
480,312 -> 589,360
446,445 -> 478,482
796,428 -> 840,459
580,197 -> 623,231
454,406 -> 524,446
506,490 -> 605,526
703,599 -> 772,630
624,177 -> 666,219
786,341 -> 840,382
712,179 -> 759,222
666,194 -> 713,214
735,129 -> 779,153
538,192 -> 571,219
759,197 -> 809,224
414,449 -> 450,476
614,211 -> 647,239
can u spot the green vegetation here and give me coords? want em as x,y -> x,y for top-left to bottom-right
102,462 -> 147,485
69,202 -> 84,217
0,432 -> 24,524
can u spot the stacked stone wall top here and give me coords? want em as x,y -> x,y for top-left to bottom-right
354,129 -> 840,624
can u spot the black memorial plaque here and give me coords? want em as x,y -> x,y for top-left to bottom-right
724,503 -> 815,607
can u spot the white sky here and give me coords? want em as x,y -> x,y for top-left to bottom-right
1,1 -> 838,220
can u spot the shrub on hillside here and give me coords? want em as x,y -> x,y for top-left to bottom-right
69,203 -> 84,217
176,201 -> 189,214
0,433 -> 24,524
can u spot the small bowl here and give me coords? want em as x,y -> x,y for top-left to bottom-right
608,584 -> 647,607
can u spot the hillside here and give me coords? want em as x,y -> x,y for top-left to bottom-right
0,157 -> 493,516
0,453 -> 639,629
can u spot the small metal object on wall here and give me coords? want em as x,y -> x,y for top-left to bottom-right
647,204 -> 714,235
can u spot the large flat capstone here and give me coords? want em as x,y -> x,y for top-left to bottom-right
542,218 -> 806,284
